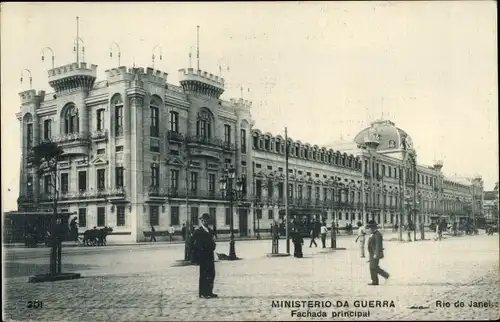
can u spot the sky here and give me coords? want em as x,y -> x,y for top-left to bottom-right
1,1 -> 498,212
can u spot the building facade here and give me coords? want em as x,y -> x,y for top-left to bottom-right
16,60 -> 485,243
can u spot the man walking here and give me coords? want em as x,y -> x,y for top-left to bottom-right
320,220 -> 328,248
366,220 -> 390,286
192,213 -> 218,299
355,221 -> 366,258
309,218 -> 318,247
168,225 -> 175,242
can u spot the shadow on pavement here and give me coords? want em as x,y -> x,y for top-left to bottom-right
3,262 -> 95,278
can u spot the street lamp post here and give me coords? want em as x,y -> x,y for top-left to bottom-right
20,69 -> 33,89
109,41 -> 121,66
73,37 -> 85,63
41,47 -> 55,69
152,45 -> 163,68
219,165 -> 243,260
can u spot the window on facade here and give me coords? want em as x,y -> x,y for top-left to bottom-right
263,180 -> 271,197
170,169 -> 179,190
97,169 -> 106,191
256,209 -> 262,219
208,174 -> 215,194
190,172 -> 198,192
323,187 -> 328,200
171,206 -> 180,225
224,124 -> 231,144
298,185 -> 303,199
225,208 -> 231,225
150,205 -> 159,226
196,110 -> 211,138
288,183 -> 294,198
307,186 -> 312,200
115,105 -> 123,136
96,109 -> 105,131
116,205 -> 126,226
61,173 -> 69,193
116,146 -> 124,152
115,167 -> 124,188
97,207 -> 106,227
169,111 -> 179,133
43,119 -> 52,140
44,175 -> 51,194
78,171 -> 87,192
240,129 -> 247,153
78,208 -> 87,228
150,103 -> 159,137
277,182 -> 284,199
209,208 -> 217,226
151,163 -> 159,188
315,187 -> 320,200
26,123 -> 33,150
268,209 -> 274,220
190,207 -> 199,225
97,148 -> 105,155
64,105 -> 79,134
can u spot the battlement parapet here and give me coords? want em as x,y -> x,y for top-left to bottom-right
106,66 -> 167,85
48,62 -> 97,82
19,89 -> 46,106
48,62 -> 97,93
229,97 -> 252,110
178,68 -> 225,89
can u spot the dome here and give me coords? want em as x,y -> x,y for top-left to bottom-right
353,119 -> 414,152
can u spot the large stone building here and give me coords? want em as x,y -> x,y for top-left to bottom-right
252,119 -> 484,231
16,59 -> 484,243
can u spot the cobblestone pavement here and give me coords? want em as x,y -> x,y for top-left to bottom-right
3,233 -> 499,321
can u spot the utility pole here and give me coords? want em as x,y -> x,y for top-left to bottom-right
76,16 -> 79,64
285,127 -> 290,254
399,154 -> 406,242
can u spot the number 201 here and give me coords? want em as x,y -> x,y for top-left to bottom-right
27,301 -> 43,308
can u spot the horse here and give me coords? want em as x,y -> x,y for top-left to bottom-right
82,227 -> 113,246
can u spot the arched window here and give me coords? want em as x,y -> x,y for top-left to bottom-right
150,98 -> 160,137
24,113 -> 33,150
196,109 -> 212,139
112,95 -> 123,136
63,104 -> 79,134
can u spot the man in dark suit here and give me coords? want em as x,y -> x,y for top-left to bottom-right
366,220 -> 390,286
192,213 -> 217,299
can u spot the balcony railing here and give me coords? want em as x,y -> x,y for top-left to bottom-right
38,188 -> 125,202
166,131 -> 236,150
90,129 -> 108,141
49,132 -> 90,144
167,189 -> 230,200
186,135 -> 235,151
148,186 -> 168,197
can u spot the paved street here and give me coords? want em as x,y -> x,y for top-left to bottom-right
3,233 -> 499,321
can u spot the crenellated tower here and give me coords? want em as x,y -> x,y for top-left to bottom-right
178,68 -> 225,99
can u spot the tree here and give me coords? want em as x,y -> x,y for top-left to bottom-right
28,141 -> 64,275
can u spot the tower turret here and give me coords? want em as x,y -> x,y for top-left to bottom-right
178,68 -> 225,99
48,62 -> 97,94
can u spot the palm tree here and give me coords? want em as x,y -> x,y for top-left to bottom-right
28,141 -> 64,275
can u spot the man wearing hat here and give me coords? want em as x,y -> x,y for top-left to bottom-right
366,220 -> 390,285
192,213 -> 218,299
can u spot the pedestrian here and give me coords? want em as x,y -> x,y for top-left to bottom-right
406,220 -> 414,242
212,224 -> 217,239
355,221 -> 366,258
69,217 -> 78,244
292,229 -> 304,258
181,223 -> 186,241
320,221 -> 327,248
192,213 -> 218,299
168,225 -> 175,242
366,220 -> 390,286
309,218 -> 318,248
150,224 -> 157,242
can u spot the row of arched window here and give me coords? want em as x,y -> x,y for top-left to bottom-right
252,131 -> 361,170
